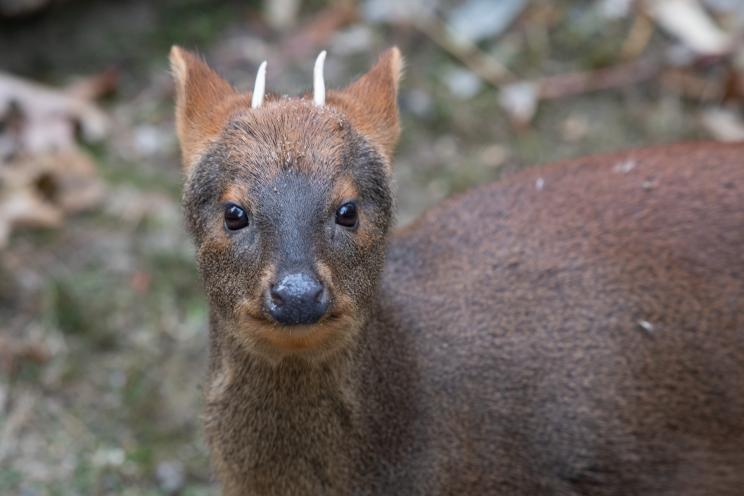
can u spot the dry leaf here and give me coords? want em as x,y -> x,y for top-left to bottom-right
700,106 -> 744,141
0,71 -> 110,247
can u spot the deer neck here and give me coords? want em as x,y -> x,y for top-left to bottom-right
205,316 -> 366,493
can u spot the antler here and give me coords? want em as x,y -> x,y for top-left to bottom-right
251,61 -> 267,109
313,51 -> 327,106
252,53 -> 326,108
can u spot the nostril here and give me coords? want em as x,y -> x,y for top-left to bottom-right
316,286 -> 330,318
270,286 -> 285,307
314,285 -> 326,304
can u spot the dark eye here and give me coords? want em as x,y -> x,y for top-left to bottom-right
335,202 -> 358,228
224,203 -> 249,230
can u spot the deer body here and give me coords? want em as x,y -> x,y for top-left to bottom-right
170,47 -> 744,495
365,142 -> 744,494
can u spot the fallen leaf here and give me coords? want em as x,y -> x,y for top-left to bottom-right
0,71 -> 110,247
701,106 -> 744,141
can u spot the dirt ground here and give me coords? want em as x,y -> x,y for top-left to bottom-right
0,0 -> 737,494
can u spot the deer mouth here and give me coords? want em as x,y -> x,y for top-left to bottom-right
235,299 -> 358,353
256,314 -> 358,354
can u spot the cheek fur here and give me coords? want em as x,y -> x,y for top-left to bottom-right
196,234 -> 264,319
329,223 -> 386,306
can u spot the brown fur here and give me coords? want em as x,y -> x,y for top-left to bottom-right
171,47 -> 744,495
170,47 -> 249,170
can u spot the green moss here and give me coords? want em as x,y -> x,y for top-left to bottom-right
0,468 -> 22,492
142,251 -> 204,318
46,272 -> 120,349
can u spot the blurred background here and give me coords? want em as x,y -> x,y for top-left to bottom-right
1,0 -> 743,493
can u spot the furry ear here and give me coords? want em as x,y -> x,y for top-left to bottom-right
170,46 -> 244,170
327,47 -> 404,162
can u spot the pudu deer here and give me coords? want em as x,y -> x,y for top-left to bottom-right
170,46 -> 744,495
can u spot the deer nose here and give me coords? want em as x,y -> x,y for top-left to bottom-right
266,272 -> 330,325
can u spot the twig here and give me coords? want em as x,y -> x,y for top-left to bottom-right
537,56 -> 661,100
621,13 -> 654,60
0,392 -> 35,464
413,14 -> 515,86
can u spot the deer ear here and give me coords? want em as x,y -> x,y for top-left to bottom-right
170,46 -> 243,170
328,47 -> 404,162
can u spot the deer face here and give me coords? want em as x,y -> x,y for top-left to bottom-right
172,48 -> 402,360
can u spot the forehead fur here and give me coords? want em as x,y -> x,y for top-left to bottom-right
183,94 -> 393,244
214,97 -> 364,182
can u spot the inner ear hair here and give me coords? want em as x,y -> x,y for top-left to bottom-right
170,46 -> 247,171
327,47 -> 404,163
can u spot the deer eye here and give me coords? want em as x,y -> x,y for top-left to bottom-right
335,202 -> 358,228
224,203 -> 249,230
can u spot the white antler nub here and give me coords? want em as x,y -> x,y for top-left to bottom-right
313,51 -> 327,106
251,61 -> 267,109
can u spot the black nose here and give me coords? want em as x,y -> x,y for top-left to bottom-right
266,272 -> 330,325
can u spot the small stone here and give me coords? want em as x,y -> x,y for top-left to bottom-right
156,460 -> 185,493
641,179 -> 658,190
442,67 -> 482,100
91,447 -> 125,467
613,159 -> 636,174
499,81 -> 539,126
